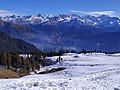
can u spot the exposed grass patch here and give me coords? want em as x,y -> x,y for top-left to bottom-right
38,67 -> 66,74
0,68 -> 20,79
0,67 -> 66,79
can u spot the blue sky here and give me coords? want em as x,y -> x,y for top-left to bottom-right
0,0 -> 120,16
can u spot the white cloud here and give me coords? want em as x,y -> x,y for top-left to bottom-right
70,10 -> 118,17
0,10 -> 15,17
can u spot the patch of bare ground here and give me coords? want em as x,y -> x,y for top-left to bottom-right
38,67 -> 66,74
0,68 -> 20,79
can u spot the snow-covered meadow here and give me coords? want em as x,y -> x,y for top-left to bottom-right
0,53 -> 120,90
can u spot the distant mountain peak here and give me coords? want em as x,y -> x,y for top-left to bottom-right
0,13 -> 120,27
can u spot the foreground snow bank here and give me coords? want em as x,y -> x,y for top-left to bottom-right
1,53 -> 120,90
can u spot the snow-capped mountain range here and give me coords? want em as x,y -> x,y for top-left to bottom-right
0,13 -> 120,52
1,13 -> 120,28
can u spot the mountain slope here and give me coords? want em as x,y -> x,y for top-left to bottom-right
0,31 -> 39,53
68,32 -> 120,52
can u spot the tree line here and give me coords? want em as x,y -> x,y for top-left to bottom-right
0,49 -> 116,76
0,51 -> 62,76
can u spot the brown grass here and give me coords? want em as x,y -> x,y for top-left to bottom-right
0,68 -> 20,79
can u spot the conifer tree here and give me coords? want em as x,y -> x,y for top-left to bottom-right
6,53 -> 12,69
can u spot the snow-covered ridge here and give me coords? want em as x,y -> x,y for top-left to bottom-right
1,13 -> 120,27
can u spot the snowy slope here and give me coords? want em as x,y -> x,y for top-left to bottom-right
0,53 -> 120,90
